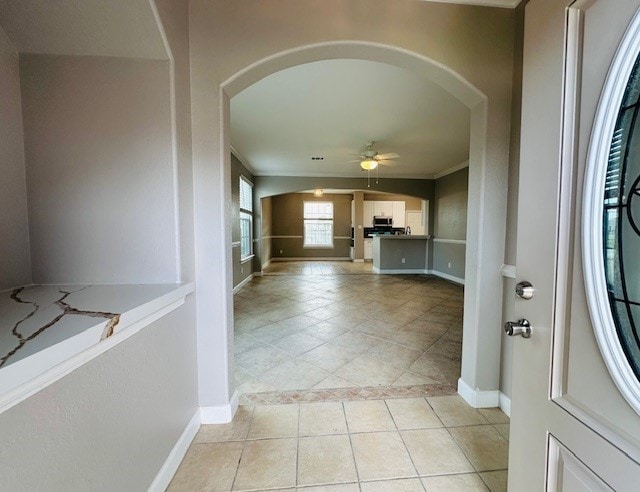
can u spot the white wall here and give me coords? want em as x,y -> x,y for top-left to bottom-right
20,54 -> 179,284
0,25 -> 31,289
0,306 -> 198,490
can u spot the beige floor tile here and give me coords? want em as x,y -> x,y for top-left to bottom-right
271,332 -> 326,355
386,398 -> 443,429
493,424 -> 509,441
235,345 -> 293,375
247,404 -> 299,439
298,435 -> 358,486
168,442 -> 243,491
260,359 -> 330,391
478,408 -> 510,424
334,355 -> 405,387
366,340 -> 423,370
330,331 -> 377,351
194,406 -> 254,443
344,400 -> 396,433
360,478 -> 425,491
236,377 -> 277,394
426,395 -> 489,427
299,485 -> 360,491
234,333 -> 267,355
448,426 -> 509,472
401,428 -> 474,476
314,374 -> 359,389
299,401 -> 348,435
279,314 -> 322,329
299,343 -> 358,372
409,354 -> 460,385
351,432 -> 417,481
421,473 -> 488,491
479,470 -> 508,492
232,438 -> 297,491
304,320 -> 351,340
248,322 -> 299,343
392,371 -> 441,387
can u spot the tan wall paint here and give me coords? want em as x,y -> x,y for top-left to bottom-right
20,54 -> 178,284
270,193 -> 351,258
0,25 -> 31,289
259,196 -> 272,268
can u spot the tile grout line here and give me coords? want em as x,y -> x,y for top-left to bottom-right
228,406 -> 257,491
341,401 -> 363,492
383,399 -> 427,491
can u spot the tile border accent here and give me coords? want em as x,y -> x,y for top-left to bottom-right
148,409 -> 201,492
239,384 -> 457,405
201,389 -> 240,424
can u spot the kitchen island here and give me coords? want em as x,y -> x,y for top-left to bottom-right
372,235 -> 431,274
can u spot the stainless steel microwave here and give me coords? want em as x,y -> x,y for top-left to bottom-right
373,216 -> 393,226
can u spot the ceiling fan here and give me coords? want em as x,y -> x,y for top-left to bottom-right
349,141 -> 400,170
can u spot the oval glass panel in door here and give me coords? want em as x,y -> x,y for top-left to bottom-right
603,53 -> 640,381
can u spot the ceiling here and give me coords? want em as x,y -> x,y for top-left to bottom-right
0,0 -> 167,59
231,59 -> 471,179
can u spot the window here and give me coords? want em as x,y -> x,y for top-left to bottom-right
303,201 -> 333,248
239,176 -> 253,259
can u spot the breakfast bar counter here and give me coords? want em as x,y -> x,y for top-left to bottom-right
372,235 -> 431,274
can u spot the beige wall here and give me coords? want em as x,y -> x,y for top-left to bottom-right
0,25 -> 30,289
259,196 -> 273,268
20,54 -> 178,284
231,153 -> 255,287
270,193 -> 351,258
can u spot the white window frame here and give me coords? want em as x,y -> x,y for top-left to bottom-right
239,176 -> 253,261
303,201 -> 334,249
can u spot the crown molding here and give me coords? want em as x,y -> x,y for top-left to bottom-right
253,171 -> 435,180
420,0 -> 521,8
433,161 -> 469,180
230,146 -> 257,175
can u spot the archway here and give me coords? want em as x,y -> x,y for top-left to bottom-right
200,40 -> 506,421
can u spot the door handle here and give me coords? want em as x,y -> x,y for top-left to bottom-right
505,319 -> 532,338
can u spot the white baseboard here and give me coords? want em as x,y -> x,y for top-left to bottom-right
200,390 -> 240,424
373,267 -> 428,274
148,409 -> 201,491
499,391 -> 511,417
353,259 -> 364,263
270,257 -> 352,262
233,274 -> 254,294
428,269 -> 465,285
457,378 -> 500,408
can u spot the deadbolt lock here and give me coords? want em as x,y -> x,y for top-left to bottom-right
515,281 -> 535,300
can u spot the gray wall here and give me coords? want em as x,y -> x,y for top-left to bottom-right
256,176 -> 434,201
0,305 -> 198,491
0,25 -> 31,289
231,153 -> 255,287
20,54 -> 179,284
270,192 -> 352,258
374,237 -> 429,270
432,167 -> 468,279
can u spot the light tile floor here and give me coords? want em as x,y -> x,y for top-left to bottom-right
169,395 -> 509,491
234,262 -> 464,403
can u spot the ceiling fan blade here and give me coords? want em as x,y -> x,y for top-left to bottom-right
378,160 -> 399,167
348,159 -> 361,163
376,153 -> 399,160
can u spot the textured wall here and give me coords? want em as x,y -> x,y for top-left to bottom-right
20,54 -> 178,284
0,305 -> 198,491
0,25 -> 31,289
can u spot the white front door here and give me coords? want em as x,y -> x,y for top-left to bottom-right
511,0 -> 640,489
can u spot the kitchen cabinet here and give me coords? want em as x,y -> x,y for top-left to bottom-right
364,238 -> 373,259
393,201 -> 406,228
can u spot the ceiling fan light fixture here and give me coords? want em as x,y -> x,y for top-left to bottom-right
313,189 -> 324,197
360,159 -> 378,170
